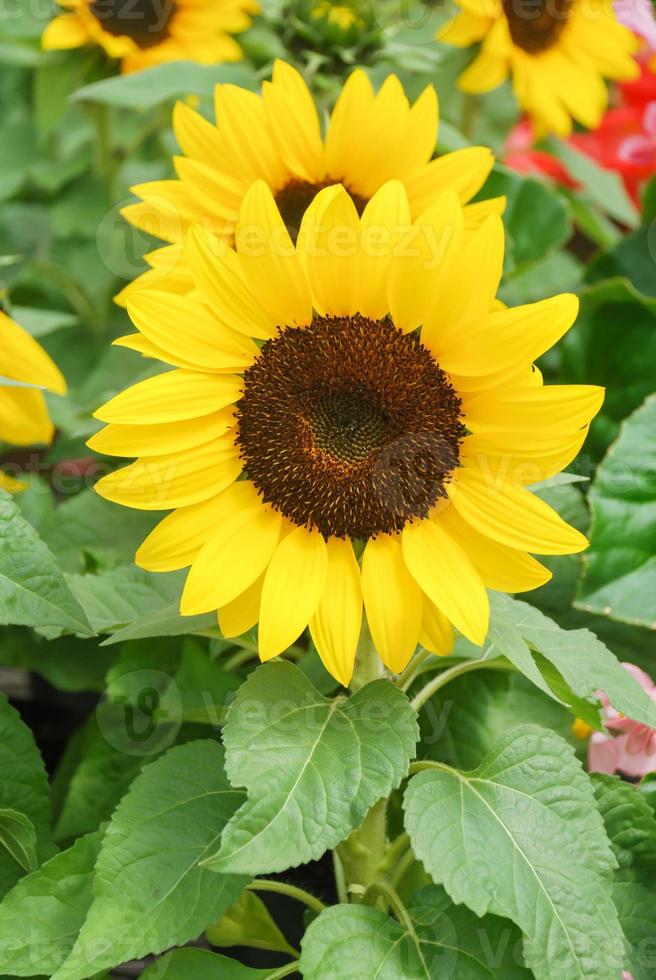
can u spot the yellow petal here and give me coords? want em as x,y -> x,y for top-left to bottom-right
356,180 -> 412,321
1,311 -> 66,394
126,290 -> 258,372
434,293 -> 579,378
461,426 -> 590,485
263,60 -> 324,182
436,504 -> 552,593
448,466 -> 589,555
405,146 -> 494,214
422,213 -> 504,352
94,370 -> 242,424
388,188 -> 464,333
309,537 -> 363,687
87,411 -> 234,457
95,439 -> 240,510
402,518 -> 489,645
0,388 -> 53,446
172,100 -> 225,167
185,226 -> 278,341
218,574 -> 264,638
137,490 -> 245,572
325,69 -> 375,179
42,13 -> 90,50
362,534 -> 423,673
463,384 -> 605,436
419,599 -> 454,656
235,181 -> 312,328
181,482 -> 282,613
297,184 -> 360,316
259,526 -> 328,661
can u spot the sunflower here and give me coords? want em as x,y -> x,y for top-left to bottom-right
42,0 -> 258,73
0,312 -> 66,493
91,180 -> 602,686
439,0 -> 639,135
116,60 -> 504,302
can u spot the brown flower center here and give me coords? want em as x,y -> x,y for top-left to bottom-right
274,179 -> 369,242
236,314 -> 464,539
90,0 -> 175,47
502,0 -> 573,54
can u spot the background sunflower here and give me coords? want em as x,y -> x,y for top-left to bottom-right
440,0 -> 639,134
43,0 -> 259,72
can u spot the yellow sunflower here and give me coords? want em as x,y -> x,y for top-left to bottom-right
0,312 -> 67,493
116,60 -> 504,303
90,180 -> 602,687
42,0 -> 258,74
439,0 -> 639,135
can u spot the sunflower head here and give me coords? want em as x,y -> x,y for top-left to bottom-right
42,0 -> 259,73
276,0 -> 380,69
0,311 -> 67,493
439,0 -> 640,135
117,60 -> 504,308
92,176 -> 603,687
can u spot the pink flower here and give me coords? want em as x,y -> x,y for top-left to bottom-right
614,0 -> 656,49
588,663 -> 656,778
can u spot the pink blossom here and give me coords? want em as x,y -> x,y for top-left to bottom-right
614,0 -> 656,49
619,102 -> 656,168
588,663 -> 656,778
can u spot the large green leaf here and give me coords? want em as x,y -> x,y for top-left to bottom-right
204,663 -> 418,875
71,62 -> 257,109
53,741 -> 247,980
489,595 -> 656,727
36,491 -> 160,574
577,395 -> 656,628
140,948 -> 272,979
404,725 -> 623,980
0,696 -> 53,898
593,775 -> 656,980
560,278 -> 656,460
300,885 -> 531,978
0,491 -> 92,636
0,810 -> 37,874
0,831 -> 102,977
547,137 -> 639,228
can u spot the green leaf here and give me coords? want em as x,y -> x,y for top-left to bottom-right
593,775 -> 656,980
490,595 -> 656,727
206,889 -> 297,956
140,948 -> 272,979
560,278 -> 656,460
0,810 -> 37,874
577,394 -> 656,628
36,491 -> 160,574
66,566 -> 188,635
421,671 -> 572,771
0,695 -> 53,898
53,740 -> 248,980
71,62 -> 257,109
404,726 -> 623,979
300,885 -> 531,978
478,165 -> 571,270
0,490 -> 93,636
547,136 -> 639,228
100,603 -> 217,646
9,306 -> 77,338
587,224 -> 656,298
204,662 -> 418,875
0,831 -> 102,977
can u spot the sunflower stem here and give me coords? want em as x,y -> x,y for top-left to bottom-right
248,879 -> 327,914
336,797 -> 388,904
410,657 -> 515,713
349,622 -> 385,693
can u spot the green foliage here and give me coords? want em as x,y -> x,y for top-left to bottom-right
206,889 -> 297,956
205,662 -> 418,874
0,696 -> 53,898
404,726 -> 623,979
53,741 -> 248,980
577,395 -> 656,628
300,886 -> 531,977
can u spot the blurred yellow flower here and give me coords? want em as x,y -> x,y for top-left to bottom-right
0,312 -> 66,492
439,0 -> 639,135
42,0 -> 258,74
